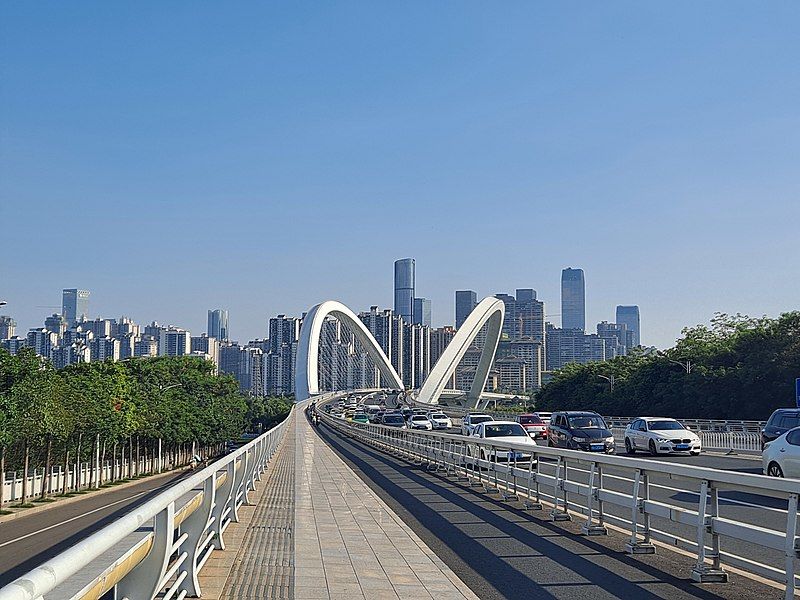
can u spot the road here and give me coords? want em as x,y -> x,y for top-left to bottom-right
0,470 -> 188,587
316,420 -> 774,600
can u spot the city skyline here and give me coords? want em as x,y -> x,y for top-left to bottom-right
3,3 -> 799,349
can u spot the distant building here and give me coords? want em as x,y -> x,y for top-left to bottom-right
62,289 -> 90,326
26,328 -> 59,357
134,337 -> 158,357
412,297 -> 431,327
221,343 -> 264,394
495,290 -> 545,345
359,306 -> 405,385
159,327 -> 191,356
191,334 -> 220,371
82,317 -> 112,338
118,333 -> 136,360
597,321 -> 629,358
495,357 -> 527,392
455,290 -> 477,329
403,322 -> 430,389
89,337 -> 120,362
616,305 -> 641,347
207,309 -> 229,341
113,317 -> 140,338
561,268 -> 585,332
498,338 -> 544,391
394,258 -> 415,323
263,315 -> 301,396
51,343 -> 91,369
546,324 -> 605,370
1,337 -> 26,354
0,315 -> 17,340
44,313 -> 68,337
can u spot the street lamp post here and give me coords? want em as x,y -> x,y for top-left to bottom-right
669,359 -> 693,374
598,374 -> 615,393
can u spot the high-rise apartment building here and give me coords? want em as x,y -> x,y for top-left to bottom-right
62,289 -> 90,326
26,329 -> 59,357
412,297 -> 431,327
597,321 -> 629,358
51,343 -> 91,369
561,268 -> 585,332
393,258 -> 415,323
159,327 -> 191,356
90,337 -> 121,362
358,306 -> 405,385
546,325 -> 605,370
44,313 -> 68,337
455,290 -> 477,329
191,334 -> 220,370
207,309 -> 229,341
0,316 -> 16,340
616,305 -> 641,347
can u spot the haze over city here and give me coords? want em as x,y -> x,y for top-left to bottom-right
3,2 -> 799,348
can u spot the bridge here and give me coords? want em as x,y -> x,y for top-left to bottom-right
0,298 -> 797,600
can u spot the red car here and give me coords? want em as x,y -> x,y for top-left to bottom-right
517,414 -> 547,439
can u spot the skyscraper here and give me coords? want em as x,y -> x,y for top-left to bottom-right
455,290 -> 477,329
394,258 -> 415,323
412,297 -> 431,327
207,309 -> 229,341
0,316 -> 16,340
62,289 -> 90,326
616,305 -> 641,347
561,268 -> 585,332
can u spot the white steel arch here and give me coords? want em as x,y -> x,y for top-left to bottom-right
415,296 -> 504,409
295,300 -> 403,401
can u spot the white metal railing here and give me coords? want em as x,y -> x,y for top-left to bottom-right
0,406 -> 296,600
319,407 -> 799,599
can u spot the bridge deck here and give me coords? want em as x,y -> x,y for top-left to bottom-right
200,412 -> 477,600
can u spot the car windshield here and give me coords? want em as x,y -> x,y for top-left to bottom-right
519,415 -> 543,425
647,420 -> 684,431
484,423 -> 527,437
471,416 -> 493,424
431,413 -> 446,419
384,416 -> 403,424
568,415 -> 606,429
411,416 -> 427,421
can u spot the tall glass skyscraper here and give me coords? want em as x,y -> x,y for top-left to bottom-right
616,305 -> 641,347
561,268 -> 585,332
62,288 -> 90,326
455,290 -> 477,329
394,258 -> 415,323
207,309 -> 229,341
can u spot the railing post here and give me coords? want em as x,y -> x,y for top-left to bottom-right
211,460 -> 235,551
116,503 -> 175,600
785,493 -> 798,600
581,462 -> 607,535
691,480 -> 728,583
625,469 -> 655,554
178,476 -> 216,597
551,457 -> 571,521
230,453 -> 248,522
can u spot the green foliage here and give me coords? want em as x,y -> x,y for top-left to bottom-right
0,353 -> 265,469
535,311 -> 800,420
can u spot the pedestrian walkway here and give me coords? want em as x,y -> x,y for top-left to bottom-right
201,410 -> 478,600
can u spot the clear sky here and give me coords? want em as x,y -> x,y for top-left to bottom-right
2,2 -> 799,348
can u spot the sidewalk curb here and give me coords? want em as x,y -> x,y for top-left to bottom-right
0,469 -> 185,525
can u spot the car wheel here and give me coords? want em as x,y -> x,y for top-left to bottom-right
690,450 -> 700,456
768,462 -> 784,478
625,438 -> 635,455
648,440 -> 658,456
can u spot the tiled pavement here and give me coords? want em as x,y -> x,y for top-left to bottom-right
203,409 -> 478,599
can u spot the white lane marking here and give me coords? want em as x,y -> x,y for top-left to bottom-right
0,490 -> 151,549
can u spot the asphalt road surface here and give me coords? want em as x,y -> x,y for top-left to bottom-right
0,470 -> 188,587
316,421 -> 776,600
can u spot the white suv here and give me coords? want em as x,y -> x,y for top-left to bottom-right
461,413 -> 494,436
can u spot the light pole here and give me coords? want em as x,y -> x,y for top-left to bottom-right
597,374 -> 615,393
668,359 -> 693,374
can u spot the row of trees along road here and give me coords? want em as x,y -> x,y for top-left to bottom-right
0,350 -> 293,507
535,312 -> 800,421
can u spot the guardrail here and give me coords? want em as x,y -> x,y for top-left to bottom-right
319,408 -> 800,599
0,406 -> 296,600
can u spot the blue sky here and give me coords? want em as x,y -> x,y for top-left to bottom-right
2,2 -> 799,348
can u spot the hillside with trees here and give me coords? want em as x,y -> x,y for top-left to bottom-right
535,312 -> 800,420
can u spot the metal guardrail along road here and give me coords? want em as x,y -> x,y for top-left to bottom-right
0,406 -> 295,600
319,403 -> 800,600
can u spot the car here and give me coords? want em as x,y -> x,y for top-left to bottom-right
461,413 -> 495,436
351,412 -> 370,424
332,411 -> 345,419
762,409 -> 800,449
547,411 -> 615,453
535,412 -> 553,425
517,414 -> 547,439
409,415 -> 433,430
381,414 -> 407,429
369,410 -> 385,424
763,427 -> 800,478
401,408 -> 414,421
624,417 -> 701,455
468,421 -> 537,463
427,412 -> 452,430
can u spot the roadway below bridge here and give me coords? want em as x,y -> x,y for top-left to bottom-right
316,420 -> 777,600
0,470 -> 189,587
